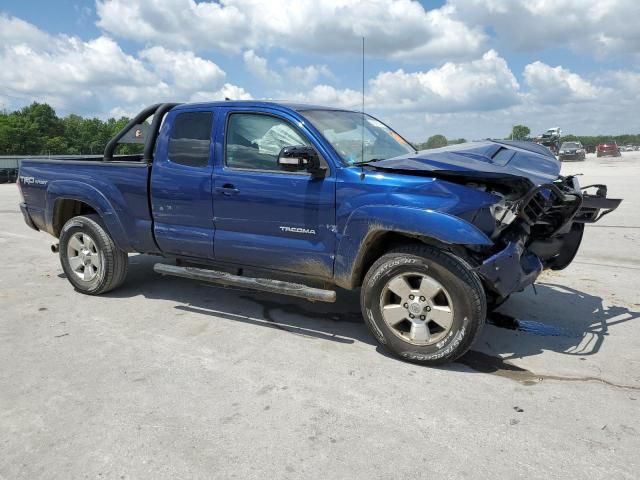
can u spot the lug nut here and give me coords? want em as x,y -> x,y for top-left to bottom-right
403,303 -> 408,308
420,296 -> 426,301
409,295 -> 414,300
409,314 -> 415,319
420,315 -> 426,320
425,306 -> 431,312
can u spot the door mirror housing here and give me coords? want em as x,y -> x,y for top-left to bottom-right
277,145 -> 325,176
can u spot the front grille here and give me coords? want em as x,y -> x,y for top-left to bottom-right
519,187 -> 558,225
516,183 -> 582,235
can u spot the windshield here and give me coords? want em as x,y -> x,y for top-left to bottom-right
561,142 -> 580,149
301,110 -> 415,165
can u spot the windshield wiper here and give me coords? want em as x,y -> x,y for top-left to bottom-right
354,158 -> 384,165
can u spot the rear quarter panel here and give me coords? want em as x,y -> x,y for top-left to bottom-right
19,160 -> 158,253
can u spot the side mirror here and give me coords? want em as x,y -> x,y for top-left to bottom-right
277,145 -> 325,176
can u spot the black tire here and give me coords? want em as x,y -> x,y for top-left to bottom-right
361,244 -> 486,365
59,215 -> 128,295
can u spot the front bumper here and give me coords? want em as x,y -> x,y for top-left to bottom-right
559,152 -> 584,161
475,177 -> 621,298
20,202 -> 39,231
476,240 -> 542,298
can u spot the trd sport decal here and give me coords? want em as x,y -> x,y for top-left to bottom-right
19,176 -> 48,186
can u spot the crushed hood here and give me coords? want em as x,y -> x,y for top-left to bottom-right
371,140 -> 561,188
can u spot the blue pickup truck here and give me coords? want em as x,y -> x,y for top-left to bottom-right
18,101 -> 620,364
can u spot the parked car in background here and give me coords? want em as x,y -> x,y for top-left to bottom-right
535,127 -> 562,155
621,144 -> 634,152
558,142 -> 586,162
0,157 -> 20,183
0,169 -> 18,183
597,142 -> 621,157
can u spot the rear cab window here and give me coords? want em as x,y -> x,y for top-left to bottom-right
168,111 -> 213,167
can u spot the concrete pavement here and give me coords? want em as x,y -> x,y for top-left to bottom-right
1,153 -> 638,479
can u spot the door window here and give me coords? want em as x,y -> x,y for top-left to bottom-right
225,113 -> 310,171
168,111 -> 213,167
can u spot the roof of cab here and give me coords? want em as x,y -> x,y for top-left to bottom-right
172,100 -> 356,113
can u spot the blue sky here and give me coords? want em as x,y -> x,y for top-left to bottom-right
1,0 -> 639,141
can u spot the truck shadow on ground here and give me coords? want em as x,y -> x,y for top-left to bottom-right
106,255 -> 640,374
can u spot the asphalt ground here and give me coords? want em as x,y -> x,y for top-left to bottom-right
1,152 -> 638,479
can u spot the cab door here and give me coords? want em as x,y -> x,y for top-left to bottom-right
150,107 -> 215,259
212,108 -> 336,278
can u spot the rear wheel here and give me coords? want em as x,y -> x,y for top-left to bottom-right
59,215 -> 128,295
361,245 -> 486,365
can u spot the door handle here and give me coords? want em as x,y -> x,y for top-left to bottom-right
216,184 -> 240,195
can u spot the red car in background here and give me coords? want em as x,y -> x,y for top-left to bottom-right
597,142 -> 621,157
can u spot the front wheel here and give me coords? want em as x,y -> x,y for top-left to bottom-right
361,245 -> 486,365
59,215 -> 128,295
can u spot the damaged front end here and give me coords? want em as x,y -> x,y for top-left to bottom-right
369,140 -> 622,300
475,176 -> 621,299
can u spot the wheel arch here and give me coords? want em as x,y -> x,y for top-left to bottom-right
45,180 -> 131,251
52,198 -> 98,237
334,206 -> 493,289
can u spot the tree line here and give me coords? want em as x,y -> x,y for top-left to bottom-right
0,103 -> 140,155
415,135 -> 466,150
418,126 -> 640,151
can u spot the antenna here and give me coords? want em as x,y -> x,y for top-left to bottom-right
361,36 -> 365,175
362,36 -> 365,115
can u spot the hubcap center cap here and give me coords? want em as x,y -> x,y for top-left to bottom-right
408,302 -> 423,315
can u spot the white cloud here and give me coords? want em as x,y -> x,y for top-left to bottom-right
451,0 -> 640,57
282,85 -> 362,109
523,62 -> 602,103
96,0 -> 486,60
0,14 -> 50,49
0,14 -> 249,116
2,9 -> 638,144
375,62 -> 640,142
243,50 -> 282,83
286,65 -> 334,88
140,46 -> 226,90
607,70 -> 640,104
367,50 -> 520,112
243,50 -> 334,90
276,55 -> 639,142
278,51 -> 520,113
189,83 -> 253,103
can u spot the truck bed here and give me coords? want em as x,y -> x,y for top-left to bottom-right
18,157 -> 158,254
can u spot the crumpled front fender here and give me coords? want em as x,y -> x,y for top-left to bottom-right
334,205 -> 493,289
475,240 -> 543,298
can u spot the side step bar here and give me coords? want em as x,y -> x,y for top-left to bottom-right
153,263 -> 337,303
